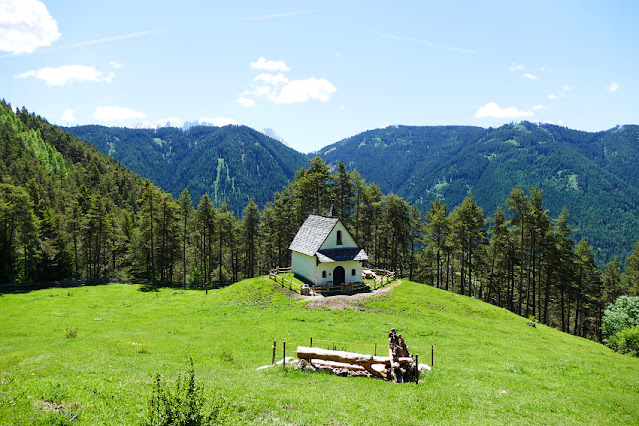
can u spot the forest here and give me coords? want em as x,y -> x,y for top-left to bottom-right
65,123 -> 308,215
318,123 -> 639,265
1,101 -> 638,349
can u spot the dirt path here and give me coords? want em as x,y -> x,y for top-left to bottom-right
294,280 -> 403,311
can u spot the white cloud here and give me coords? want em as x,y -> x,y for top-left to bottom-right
16,65 -> 114,86
523,73 -> 537,80
609,81 -> 620,92
199,117 -> 238,127
271,78 -> 337,104
547,85 -> 571,100
254,73 -> 288,85
252,85 -> 275,97
475,102 -> 533,119
61,109 -> 76,122
241,58 -> 336,105
94,106 -> 146,121
0,0 -> 60,54
250,57 -> 290,72
509,64 -> 525,72
109,60 -> 124,69
533,105 -> 549,110
237,97 -> 256,107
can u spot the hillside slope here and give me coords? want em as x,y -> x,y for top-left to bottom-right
318,122 -> 639,263
0,279 -> 637,424
66,125 -> 309,213
0,102 -> 157,283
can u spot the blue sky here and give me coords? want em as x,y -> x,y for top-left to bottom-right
1,1 -> 637,153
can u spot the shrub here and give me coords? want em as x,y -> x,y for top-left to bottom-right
601,296 -> 639,339
146,356 -> 225,426
606,327 -> 639,357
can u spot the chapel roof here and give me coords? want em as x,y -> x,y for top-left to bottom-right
316,248 -> 369,263
288,215 -> 339,257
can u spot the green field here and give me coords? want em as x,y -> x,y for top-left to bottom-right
1,279 -> 638,424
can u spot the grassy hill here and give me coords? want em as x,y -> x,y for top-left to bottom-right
318,122 -> 639,264
65,124 -> 309,214
1,279 -> 637,424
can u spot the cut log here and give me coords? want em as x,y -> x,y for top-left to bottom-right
294,329 -> 423,383
388,328 -> 416,383
296,346 -> 413,367
308,359 -> 366,371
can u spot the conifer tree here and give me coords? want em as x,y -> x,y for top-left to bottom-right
178,189 -> 192,287
242,199 -> 260,278
426,199 -> 448,289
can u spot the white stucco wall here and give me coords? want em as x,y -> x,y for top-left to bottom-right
320,221 -> 358,250
291,251 -> 316,283
292,251 -> 364,286
315,260 -> 363,286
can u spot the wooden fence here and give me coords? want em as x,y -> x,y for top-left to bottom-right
268,267 -> 300,293
269,337 -> 434,369
0,277 -> 230,294
371,268 -> 396,290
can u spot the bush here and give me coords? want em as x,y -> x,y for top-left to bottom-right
606,327 -> 639,357
146,356 -> 226,426
601,295 -> 639,339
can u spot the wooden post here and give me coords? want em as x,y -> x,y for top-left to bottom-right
272,340 -> 276,365
431,345 -> 434,367
374,342 -> 377,356
310,337 -> 313,347
283,341 -> 286,369
415,354 -> 419,384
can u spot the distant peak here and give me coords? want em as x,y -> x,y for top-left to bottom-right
261,128 -> 289,147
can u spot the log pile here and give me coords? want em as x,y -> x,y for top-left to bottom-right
295,329 -> 422,383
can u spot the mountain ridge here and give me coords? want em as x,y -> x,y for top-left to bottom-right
316,122 -> 639,264
65,118 -> 639,264
65,124 -> 309,214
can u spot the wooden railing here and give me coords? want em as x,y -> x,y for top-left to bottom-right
371,268 -> 396,290
268,267 -> 301,293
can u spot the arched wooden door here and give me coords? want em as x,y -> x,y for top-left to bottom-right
333,266 -> 345,286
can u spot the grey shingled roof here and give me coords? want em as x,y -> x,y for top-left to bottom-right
288,215 -> 339,256
316,248 -> 369,263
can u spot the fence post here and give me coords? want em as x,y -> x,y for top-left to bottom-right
431,345 -> 434,367
415,354 -> 419,384
310,337 -> 313,347
283,341 -> 286,369
272,340 -> 277,365
374,342 -> 377,356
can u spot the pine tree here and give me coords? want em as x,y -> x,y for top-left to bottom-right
507,186 -> 529,315
425,199 -> 448,289
624,241 -> 639,296
178,189 -> 192,287
242,199 -> 260,278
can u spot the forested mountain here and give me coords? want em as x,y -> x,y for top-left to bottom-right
3,100 -> 639,348
65,124 -> 309,215
317,122 -> 639,264
0,101 -> 163,283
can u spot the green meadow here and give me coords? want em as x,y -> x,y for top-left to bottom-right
0,279 -> 638,424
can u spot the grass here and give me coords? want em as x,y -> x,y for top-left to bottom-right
0,278 -> 637,424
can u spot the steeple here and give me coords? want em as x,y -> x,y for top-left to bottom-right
326,202 -> 339,218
